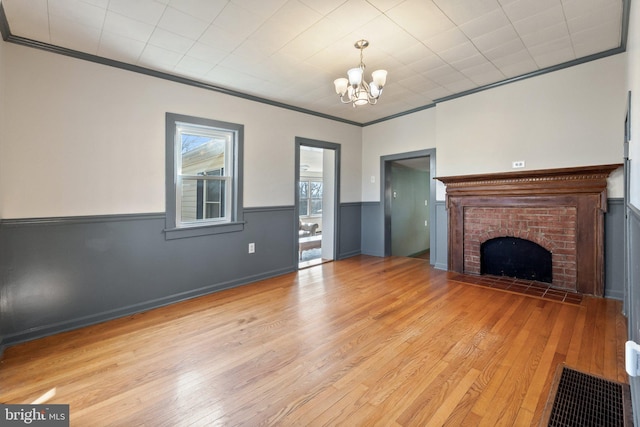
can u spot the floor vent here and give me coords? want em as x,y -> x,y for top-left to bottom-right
541,365 -> 632,426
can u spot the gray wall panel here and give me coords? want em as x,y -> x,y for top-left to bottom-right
0,207 -> 298,346
361,199 -> 447,263
338,203 -> 362,259
361,202 -> 384,257
604,199 -> 624,299
434,201 -> 448,270
628,205 -> 640,425
0,198 -> 622,351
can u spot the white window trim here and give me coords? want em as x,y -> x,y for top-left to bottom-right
174,122 -> 234,227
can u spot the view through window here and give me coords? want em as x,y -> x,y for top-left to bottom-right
176,123 -> 234,225
299,180 -> 322,217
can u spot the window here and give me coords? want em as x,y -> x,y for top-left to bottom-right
299,179 -> 322,217
177,125 -> 232,224
166,113 -> 244,239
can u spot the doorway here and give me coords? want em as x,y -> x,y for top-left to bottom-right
382,149 -> 436,264
295,138 -> 340,269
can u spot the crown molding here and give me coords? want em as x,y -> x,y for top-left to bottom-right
0,0 -> 631,127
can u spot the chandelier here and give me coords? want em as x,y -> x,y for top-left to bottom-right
333,40 -> 388,107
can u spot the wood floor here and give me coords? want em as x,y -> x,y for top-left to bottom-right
0,255 -> 628,426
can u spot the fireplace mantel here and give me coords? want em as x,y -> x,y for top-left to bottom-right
436,164 -> 622,199
436,164 -> 622,296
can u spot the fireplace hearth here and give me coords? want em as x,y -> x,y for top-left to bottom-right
436,164 -> 621,296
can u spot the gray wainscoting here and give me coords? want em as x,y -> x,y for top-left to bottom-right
628,204 -> 640,426
339,203 -> 362,259
605,199 -> 625,299
360,202 -> 385,257
0,204 -> 365,349
0,199 -> 626,352
360,200 -> 448,264
433,201 -> 448,270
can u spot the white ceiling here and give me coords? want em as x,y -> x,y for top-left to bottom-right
300,145 -> 323,173
0,0 -> 625,124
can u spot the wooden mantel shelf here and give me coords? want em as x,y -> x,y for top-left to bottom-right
435,164 -> 623,296
435,164 -> 622,201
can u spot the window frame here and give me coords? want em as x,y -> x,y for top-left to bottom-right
165,113 -> 244,239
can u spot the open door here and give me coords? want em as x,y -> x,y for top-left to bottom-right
382,149 -> 436,264
390,158 -> 430,259
295,138 -> 340,269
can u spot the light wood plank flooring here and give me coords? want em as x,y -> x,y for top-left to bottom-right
0,256 -> 628,426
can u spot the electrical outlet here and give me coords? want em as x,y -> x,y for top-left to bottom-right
512,160 -> 525,168
248,243 -> 255,254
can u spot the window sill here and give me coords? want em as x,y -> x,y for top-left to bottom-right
164,221 -> 245,240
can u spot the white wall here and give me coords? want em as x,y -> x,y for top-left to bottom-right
361,107 -> 437,201
321,148 -> 335,260
362,54 -> 626,202
628,2 -> 640,208
0,42 -> 362,219
436,54 -> 626,200
437,54 -> 626,177
0,39 -> 628,217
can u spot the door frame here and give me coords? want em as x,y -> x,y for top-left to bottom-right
624,90 -> 631,318
381,148 -> 436,262
295,137 -> 341,268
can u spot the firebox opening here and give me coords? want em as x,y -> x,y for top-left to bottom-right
480,237 -> 552,283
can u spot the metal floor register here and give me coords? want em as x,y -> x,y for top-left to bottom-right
541,365 -> 632,427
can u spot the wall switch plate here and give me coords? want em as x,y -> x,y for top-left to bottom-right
248,243 -> 255,253
370,175 -> 375,183
512,161 -> 525,168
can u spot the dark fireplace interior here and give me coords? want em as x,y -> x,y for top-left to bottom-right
480,237 -> 552,283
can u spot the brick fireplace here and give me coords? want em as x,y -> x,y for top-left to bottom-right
436,164 -> 621,296
464,206 -> 577,289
